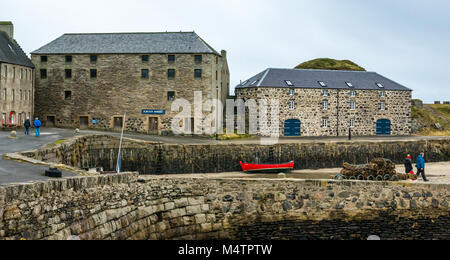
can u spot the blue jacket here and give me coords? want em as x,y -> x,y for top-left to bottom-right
416,155 -> 425,170
33,119 -> 41,128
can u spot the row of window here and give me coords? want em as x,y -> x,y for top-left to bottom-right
320,118 -> 355,128
286,80 -> 385,89
63,90 -> 177,102
40,54 -> 205,64
1,88 -> 32,102
289,89 -> 386,97
1,112 -> 32,126
1,65 -> 33,80
39,68 -> 204,79
289,100 -> 386,111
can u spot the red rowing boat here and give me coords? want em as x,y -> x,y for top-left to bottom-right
240,161 -> 295,173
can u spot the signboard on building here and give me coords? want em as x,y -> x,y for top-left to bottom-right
142,109 -> 166,115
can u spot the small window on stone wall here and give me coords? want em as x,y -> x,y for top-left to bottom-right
65,56 -> 72,63
168,69 -> 175,79
194,69 -> 202,79
64,91 -> 72,100
195,55 -> 202,64
168,91 -> 175,102
141,69 -> 149,79
65,69 -> 72,79
90,69 -> 97,78
41,56 -> 47,62
90,55 -> 97,63
40,69 -> 47,79
142,55 -> 149,62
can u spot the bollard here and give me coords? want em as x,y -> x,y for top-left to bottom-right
8,130 -> 17,139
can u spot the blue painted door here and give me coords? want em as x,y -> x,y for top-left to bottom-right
284,119 -> 301,137
376,119 -> 391,135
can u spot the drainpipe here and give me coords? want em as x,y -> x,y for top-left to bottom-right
336,89 -> 340,137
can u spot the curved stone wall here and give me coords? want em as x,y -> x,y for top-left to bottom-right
1,173 -> 449,240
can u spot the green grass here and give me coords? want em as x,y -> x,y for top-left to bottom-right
295,58 -> 366,71
215,129 -> 254,140
412,104 -> 450,136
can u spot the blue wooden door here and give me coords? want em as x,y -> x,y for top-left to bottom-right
376,119 -> 391,135
284,119 -> 301,137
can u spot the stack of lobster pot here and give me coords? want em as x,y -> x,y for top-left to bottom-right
337,158 -> 409,181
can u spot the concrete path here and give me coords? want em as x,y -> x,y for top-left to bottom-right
147,161 -> 450,184
0,128 -> 77,185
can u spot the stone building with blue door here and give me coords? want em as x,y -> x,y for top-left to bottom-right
31,32 -> 229,135
235,68 -> 412,137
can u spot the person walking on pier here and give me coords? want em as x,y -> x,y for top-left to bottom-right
416,152 -> 429,182
33,117 -> 42,137
24,117 -> 31,135
404,154 -> 414,178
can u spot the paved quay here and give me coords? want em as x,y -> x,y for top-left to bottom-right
0,127 -> 449,185
0,128 -> 77,185
144,161 -> 450,184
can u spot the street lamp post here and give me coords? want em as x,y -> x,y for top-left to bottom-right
216,86 -> 219,141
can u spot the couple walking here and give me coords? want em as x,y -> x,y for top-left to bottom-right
24,117 -> 42,137
404,153 -> 429,182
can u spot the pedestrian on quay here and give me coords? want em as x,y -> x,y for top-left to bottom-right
33,117 -> 42,137
404,154 -> 415,179
416,152 -> 429,182
24,117 -> 31,135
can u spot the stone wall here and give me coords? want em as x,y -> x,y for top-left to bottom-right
0,62 -> 34,126
0,173 -> 449,240
235,87 -> 412,137
31,52 -> 229,134
24,135 -> 450,174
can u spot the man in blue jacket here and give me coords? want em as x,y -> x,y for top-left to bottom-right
416,152 -> 429,182
33,117 -> 42,137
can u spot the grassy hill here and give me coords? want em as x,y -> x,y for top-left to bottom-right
412,104 -> 450,136
295,58 -> 366,71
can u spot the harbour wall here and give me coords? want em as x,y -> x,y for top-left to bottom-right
0,173 -> 449,240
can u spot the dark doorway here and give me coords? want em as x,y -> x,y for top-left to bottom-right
184,117 -> 195,134
47,116 -> 55,127
113,117 -> 123,130
148,117 -> 159,135
80,116 -> 89,129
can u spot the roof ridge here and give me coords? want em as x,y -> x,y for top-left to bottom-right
62,31 -> 196,35
257,68 -> 271,87
274,67 -> 373,73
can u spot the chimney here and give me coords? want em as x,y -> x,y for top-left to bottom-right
0,21 -> 14,39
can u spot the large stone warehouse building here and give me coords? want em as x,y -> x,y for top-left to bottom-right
31,32 -> 229,134
235,68 -> 412,137
0,22 -> 34,127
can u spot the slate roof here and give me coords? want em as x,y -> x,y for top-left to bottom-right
236,68 -> 411,91
31,32 -> 220,55
0,32 -> 34,68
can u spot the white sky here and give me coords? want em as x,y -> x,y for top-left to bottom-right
2,0 -> 449,103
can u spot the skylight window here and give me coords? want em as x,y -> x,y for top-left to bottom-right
346,82 -> 354,88
318,81 -> 327,87
376,83 -> 384,88
285,80 -> 294,86
241,80 -> 248,86
251,80 -> 258,86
